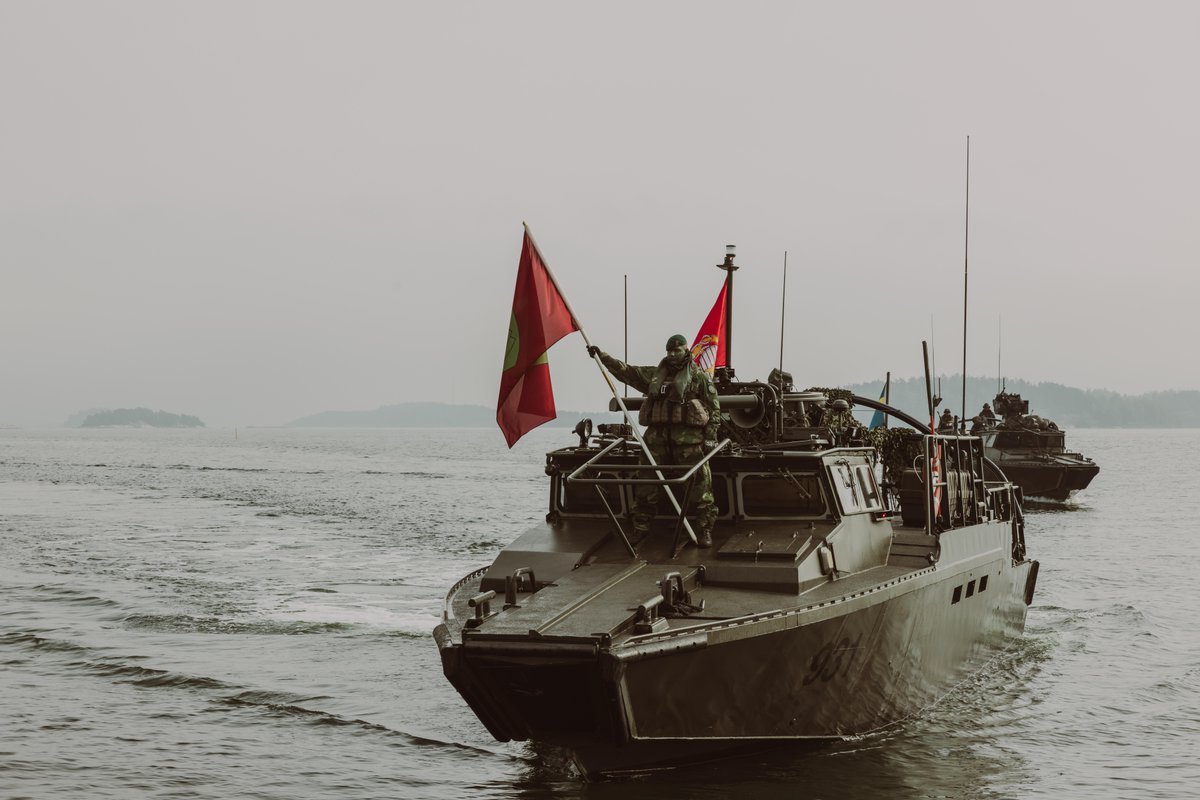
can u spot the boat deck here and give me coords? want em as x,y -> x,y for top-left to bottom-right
448,525 -> 931,644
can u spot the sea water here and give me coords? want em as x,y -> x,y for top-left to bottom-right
2,427 -> 1197,799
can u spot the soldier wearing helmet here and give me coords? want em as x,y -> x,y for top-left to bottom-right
587,335 -> 720,547
980,402 -> 996,426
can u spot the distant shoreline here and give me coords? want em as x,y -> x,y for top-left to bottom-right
41,376 -> 1200,430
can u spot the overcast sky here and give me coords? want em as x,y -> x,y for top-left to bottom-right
3,2 -> 1197,428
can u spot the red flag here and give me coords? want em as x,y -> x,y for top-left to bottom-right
496,230 -> 579,447
690,283 -> 727,375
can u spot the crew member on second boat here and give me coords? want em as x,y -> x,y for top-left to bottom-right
938,408 -> 956,434
980,402 -> 996,425
587,335 -> 720,547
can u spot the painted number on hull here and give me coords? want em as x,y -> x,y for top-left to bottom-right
802,634 -> 863,685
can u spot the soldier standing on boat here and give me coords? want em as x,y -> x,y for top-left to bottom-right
980,403 -> 996,426
587,335 -> 720,547
938,408 -> 956,434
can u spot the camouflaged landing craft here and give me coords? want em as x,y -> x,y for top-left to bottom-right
975,390 -> 1099,501
434,370 -> 1039,777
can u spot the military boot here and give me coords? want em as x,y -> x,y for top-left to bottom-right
695,527 -> 713,548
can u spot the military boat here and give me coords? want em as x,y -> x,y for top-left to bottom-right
435,253 -> 1039,778
973,390 -> 1098,501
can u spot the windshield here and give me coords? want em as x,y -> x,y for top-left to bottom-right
740,472 -> 826,517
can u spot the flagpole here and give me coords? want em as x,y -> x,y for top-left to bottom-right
521,223 -> 699,544
717,245 -> 737,375
884,371 -> 890,429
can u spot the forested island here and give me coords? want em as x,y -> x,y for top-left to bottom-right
78,408 -> 205,428
844,376 -> 1200,428
285,378 -> 1200,429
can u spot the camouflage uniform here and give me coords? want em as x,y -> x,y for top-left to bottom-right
597,344 -> 721,540
979,404 -> 996,425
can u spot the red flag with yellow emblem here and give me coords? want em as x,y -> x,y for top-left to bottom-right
497,229 -> 580,447
690,283 -> 727,375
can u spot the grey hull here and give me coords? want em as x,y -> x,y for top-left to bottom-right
438,522 -> 1036,777
989,459 -> 1099,501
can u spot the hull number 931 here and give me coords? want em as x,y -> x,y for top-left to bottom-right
802,634 -> 864,685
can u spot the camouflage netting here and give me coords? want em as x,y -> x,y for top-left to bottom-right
807,386 -> 923,488
863,426 -> 925,489
806,387 -> 855,405
805,387 -> 864,432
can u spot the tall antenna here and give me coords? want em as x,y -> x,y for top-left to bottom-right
922,342 -> 936,426
997,314 -> 1002,395
930,315 -> 937,379
623,274 -> 628,395
778,250 -> 788,389
961,135 -> 971,428
930,315 -> 941,408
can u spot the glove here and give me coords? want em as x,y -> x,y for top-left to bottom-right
586,345 -> 602,358
703,439 -> 718,450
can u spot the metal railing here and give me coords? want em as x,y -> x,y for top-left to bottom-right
921,432 -> 989,536
565,437 -> 732,560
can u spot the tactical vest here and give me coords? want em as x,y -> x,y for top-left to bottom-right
639,397 -> 710,427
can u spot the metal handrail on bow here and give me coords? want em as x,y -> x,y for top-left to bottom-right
565,438 -> 731,562
565,438 -> 731,486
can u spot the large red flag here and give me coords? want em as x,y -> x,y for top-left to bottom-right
496,230 -> 579,447
690,283 -> 727,375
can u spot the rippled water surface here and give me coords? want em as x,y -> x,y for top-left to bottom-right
2,427 -> 1197,799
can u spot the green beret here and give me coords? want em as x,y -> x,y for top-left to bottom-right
665,334 -> 688,350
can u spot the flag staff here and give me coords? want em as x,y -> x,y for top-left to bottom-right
521,223 -> 699,544
717,245 -> 738,377
884,371 -> 890,428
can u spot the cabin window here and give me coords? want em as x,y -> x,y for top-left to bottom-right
979,575 -> 988,592
740,473 -> 825,518
828,461 -> 885,515
558,474 -> 623,516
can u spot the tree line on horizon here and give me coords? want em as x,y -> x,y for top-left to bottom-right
846,375 -> 1200,428
79,408 -> 205,428
284,377 -> 1200,428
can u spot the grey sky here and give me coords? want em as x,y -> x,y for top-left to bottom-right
3,2 -> 1196,428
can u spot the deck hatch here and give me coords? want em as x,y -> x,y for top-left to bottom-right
717,529 -> 812,560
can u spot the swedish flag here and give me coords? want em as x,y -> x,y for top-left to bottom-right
868,373 -> 890,430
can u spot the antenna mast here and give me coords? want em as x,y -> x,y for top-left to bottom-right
930,315 -> 936,378
623,274 -> 628,395
778,251 -> 787,388
961,135 -> 971,428
930,315 -> 941,408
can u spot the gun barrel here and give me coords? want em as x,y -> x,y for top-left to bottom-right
608,395 -> 762,412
